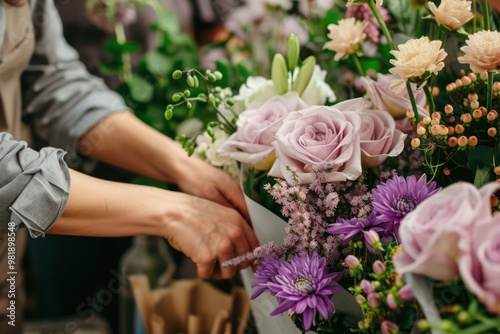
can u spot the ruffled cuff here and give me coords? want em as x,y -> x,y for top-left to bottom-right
0,133 -> 70,237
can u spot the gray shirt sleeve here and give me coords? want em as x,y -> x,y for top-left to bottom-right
0,132 -> 70,237
21,0 -> 130,169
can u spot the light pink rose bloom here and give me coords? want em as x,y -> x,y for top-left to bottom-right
360,74 -> 429,133
393,182 -> 494,281
268,105 -> 362,184
218,92 -> 307,170
335,98 -> 407,167
458,182 -> 500,314
459,215 -> 500,314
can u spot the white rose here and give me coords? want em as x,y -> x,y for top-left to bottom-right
234,76 -> 279,111
300,65 -> 337,106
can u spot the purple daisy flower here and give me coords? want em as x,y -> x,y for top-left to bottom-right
267,252 -> 341,330
251,256 -> 281,299
371,174 -> 440,240
326,211 -> 386,242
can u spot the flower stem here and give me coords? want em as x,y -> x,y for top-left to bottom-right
423,84 -> 435,115
406,81 -> 420,124
191,69 -> 238,132
367,0 -> 394,50
487,71 -> 494,112
352,55 -> 365,77
114,23 -> 132,83
482,0 -> 491,31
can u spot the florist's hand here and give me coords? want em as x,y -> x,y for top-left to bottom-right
162,192 -> 259,279
51,170 -> 259,280
78,113 -> 250,220
174,155 -> 251,221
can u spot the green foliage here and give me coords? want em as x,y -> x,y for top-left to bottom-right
99,5 -> 209,142
96,3 -> 215,189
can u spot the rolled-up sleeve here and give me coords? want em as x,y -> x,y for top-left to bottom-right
21,0 -> 130,168
0,132 -> 70,237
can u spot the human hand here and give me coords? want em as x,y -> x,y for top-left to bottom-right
174,156 -> 250,222
53,170 -> 259,280
161,192 -> 259,279
79,113 -> 250,220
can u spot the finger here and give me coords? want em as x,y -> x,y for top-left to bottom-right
196,262 -> 215,279
212,259 -> 237,280
214,239 -> 237,279
224,219 -> 259,271
240,216 -> 260,250
224,179 -> 251,222
230,229 -> 252,271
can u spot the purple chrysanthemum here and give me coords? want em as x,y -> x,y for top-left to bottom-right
251,256 -> 281,299
371,174 -> 440,240
326,211 -> 386,242
267,252 -> 342,330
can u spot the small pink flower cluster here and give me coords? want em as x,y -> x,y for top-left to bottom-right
345,3 -> 390,44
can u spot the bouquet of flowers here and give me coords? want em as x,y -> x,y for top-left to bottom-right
167,0 -> 500,333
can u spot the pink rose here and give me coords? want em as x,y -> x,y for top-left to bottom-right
268,105 -> 362,184
459,215 -> 500,314
393,182 -> 493,281
335,98 -> 407,167
360,73 -> 429,133
218,92 -> 307,170
458,183 -> 500,314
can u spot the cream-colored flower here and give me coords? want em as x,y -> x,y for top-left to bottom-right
346,0 -> 383,6
428,0 -> 474,31
265,0 -> 293,10
194,129 -> 240,178
324,18 -> 368,61
458,30 -> 500,73
389,37 -> 447,93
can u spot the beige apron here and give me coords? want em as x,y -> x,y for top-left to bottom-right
0,2 -> 35,333
0,0 -> 34,139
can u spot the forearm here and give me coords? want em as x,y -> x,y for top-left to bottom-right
49,169 -> 172,237
79,112 -> 250,219
78,112 -> 189,184
49,169 -> 259,279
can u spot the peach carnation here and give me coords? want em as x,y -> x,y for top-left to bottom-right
458,30 -> 500,73
389,36 -> 447,93
323,18 -> 368,61
428,0 -> 474,31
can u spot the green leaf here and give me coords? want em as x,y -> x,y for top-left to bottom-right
155,11 -> 181,35
468,145 -> 496,187
323,8 -> 340,25
103,38 -> 140,54
237,61 -> 251,82
98,62 -> 123,75
143,51 -> 173,76
468,145 -> 493,170
358,58 -> 381,73
128,74 -> 154,103
474,168 -> 491,188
